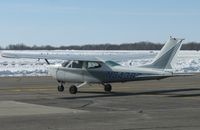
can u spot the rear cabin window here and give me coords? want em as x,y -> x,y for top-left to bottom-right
87,62 -> 101,69
105,61 -> 120,67
64,61 -> 83,68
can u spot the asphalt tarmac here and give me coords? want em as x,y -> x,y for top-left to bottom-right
0,75 -> 200,130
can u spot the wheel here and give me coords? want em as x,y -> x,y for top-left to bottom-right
104,84 -> 112,92
69,85 -> 78,94
58,84 -> 64,92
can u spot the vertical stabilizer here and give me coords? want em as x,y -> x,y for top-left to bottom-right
144,36 -> 184,69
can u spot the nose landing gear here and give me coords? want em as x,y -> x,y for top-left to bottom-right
57,84 -> 64,92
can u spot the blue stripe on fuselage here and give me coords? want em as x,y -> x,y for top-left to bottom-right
105,72 -> 140,82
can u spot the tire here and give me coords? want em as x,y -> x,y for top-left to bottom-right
58,85 -> 64,92
104,84 -> 112,92
69,85 -> 78,94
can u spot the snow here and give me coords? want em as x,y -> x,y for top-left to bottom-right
0,50 -> 199,77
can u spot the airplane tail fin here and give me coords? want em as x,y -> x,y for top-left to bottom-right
144,36 -> 184,69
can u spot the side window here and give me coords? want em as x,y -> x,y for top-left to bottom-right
72,61 -> 83,68
87,62 -> 101,69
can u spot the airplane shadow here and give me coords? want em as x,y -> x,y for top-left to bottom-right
59,88 -> 200,99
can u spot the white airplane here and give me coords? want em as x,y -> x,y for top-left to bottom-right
2,37 -> 188,94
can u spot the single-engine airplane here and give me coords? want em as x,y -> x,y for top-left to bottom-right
2,37 -> 188,94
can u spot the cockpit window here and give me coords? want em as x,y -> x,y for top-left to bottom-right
87,62 -> 101,69
72,61 -> 83,68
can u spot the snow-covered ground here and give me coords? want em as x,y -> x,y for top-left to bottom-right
0,50 -> 199,77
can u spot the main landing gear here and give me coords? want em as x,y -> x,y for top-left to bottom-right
69,85 -> 78,94
104,84 -> 112,93
69,82 -> 87,94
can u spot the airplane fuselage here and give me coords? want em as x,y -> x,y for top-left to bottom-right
49,63 -> 172,84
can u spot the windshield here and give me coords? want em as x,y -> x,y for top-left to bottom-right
62,61 -> 70,67
71,61 -> 83,68
62,60 -> 83,68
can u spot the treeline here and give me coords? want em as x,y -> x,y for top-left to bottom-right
2,42 -> 200,50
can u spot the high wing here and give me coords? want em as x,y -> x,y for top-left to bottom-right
1,51 -> 100,61
1,50 -> 156,62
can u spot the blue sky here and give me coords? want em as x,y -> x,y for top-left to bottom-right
0,0 -> 200,46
